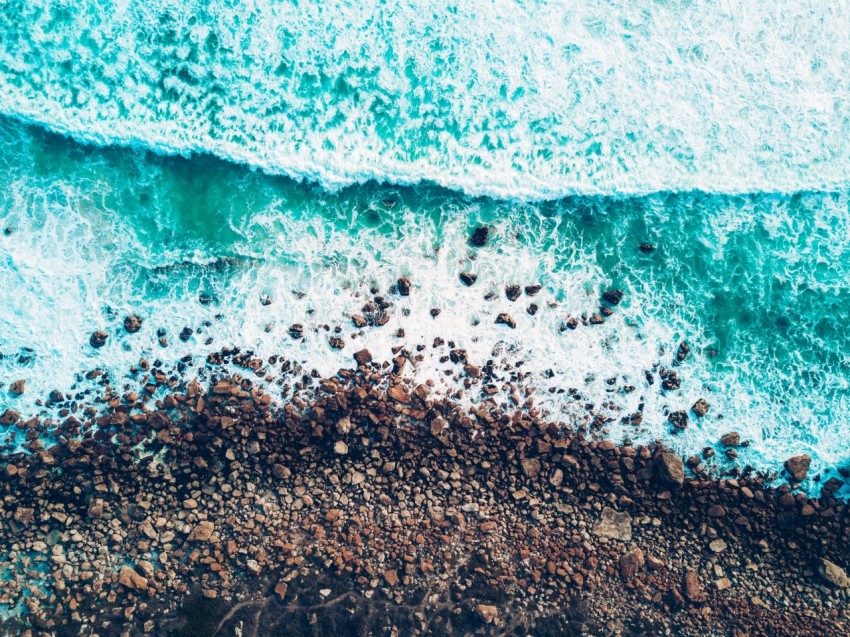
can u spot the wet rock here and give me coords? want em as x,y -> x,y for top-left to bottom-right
639,242 -> 656,253
684,571 -> 707,603
0,409 -> 20,424
49,389 -> 64,403
563,317 -> 578,330
654,450 -> 685,487
329,337 -> 345,350
527,303 -> 538,315
720,432 -> 740,447
525,284 -> 542,296
602,289 -> 624,305
89,330 -> 109,348
620,549 -> 645,578
496,313 -> 516,329
118,565 -> 148,591
179,327 -> 193,341
660,369 -> 681,390
289,324 -> 304,339
353,349 -> 373,365
123,315 -> 143,333
388,386 -> 411,403
668,410 -> 688,430
459,272 -> 477,286
396,276 -> 411,296
593,507 -> 632,541
469,225 -> 490,247
589,313 -> 604,325
676,342 -> 690,362
784,454 -> 811,482
819,558 -> 849,587
449,349 -> 467,364
351,314 -> 367,328
505,285 -> 521,301
691,398 -> 709,417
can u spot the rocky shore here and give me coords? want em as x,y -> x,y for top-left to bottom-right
0,344 -> 848,636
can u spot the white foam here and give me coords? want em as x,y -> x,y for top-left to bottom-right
1,1 -> 850,199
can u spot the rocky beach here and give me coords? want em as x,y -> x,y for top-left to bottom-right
1,301 -> 848,635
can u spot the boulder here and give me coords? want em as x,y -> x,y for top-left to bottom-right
684,571 -> 707,603
602,289 -> 624,305
459,272 -> 477,286
668,410 -> 688,430
496,313 -> 516,329
594,507 -> 632,541
89,330 -> 109,348
784,454 -> 811,482
353,349 -> 372,365
396,276 -> 411,296
691,398 -> 709,417
477,604 -> 499,624
188,521 -> 215,542
520,457 -> 541,478
469,226 -> 490,247
819,559 -> 849,587
123,315 -> 143,333
720,432 -> 740,447
620,548 -> 645,578
505,285 -> 521,301
9,379 -> 25,395
654,450 -> 685,487
118,565 -> 148,591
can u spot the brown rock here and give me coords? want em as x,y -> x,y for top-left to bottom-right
720,432 -> 740,447
188,521 -> 215,542
707,505 -> 726,518
668,410 -> 688,430
118,565 -> 148,591
0,409 -> 20,425
388,386 -> 411,403
691,398 -> 709,417
383,569 -> 399,586
353,349 -> 373,365
819,559 -> 849,587
274,582 -> 288,600
520,457 -> 541,478
430,417 -> 447,436
784,454 -> 811,482
469,226 -> 490,247
602,289 -> 624,305
123,315 -> 143,333
684,570 -> 707,603
477,604 -> 499,624
654,450 -> 685,487
351,314 -> 367,328
87,499 -> 105,519
89,330 -> 109,348
9,379 -> 25,395
620,549 -> 645,578
496,313 -> 516,329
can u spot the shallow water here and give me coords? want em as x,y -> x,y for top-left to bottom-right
0,2 -> 849,491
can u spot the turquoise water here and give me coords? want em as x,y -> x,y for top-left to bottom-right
0,1 -> 849,490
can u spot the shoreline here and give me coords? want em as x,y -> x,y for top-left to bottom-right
0,347 -> 848,636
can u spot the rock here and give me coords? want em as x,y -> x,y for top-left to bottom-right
549,468 -> 564,487
496,313 -> 516,329
784,454 -> 811,482
589,313 -> 604,325
709,539 -> 728,553
469,225 -> 490,247
459,272 -> 477,286
505,285 -> 521,301
87,499 -> 104,519
388,386 -> 411,403
188,521 -> 215,542
714,577 -> 732,591
525,284 -> 542,296
639,242 -> 656,253
0,409 -> 20,425
329,336 -> 345,349
10,379 -> 26,395
654,450 -> 685,487
123,315 -> 143,333
819,559 -> 849,587
274,582 -> 288,600
520,457 -> 541,478
707,505 -> 726,518
602,289 -> 624,305
620,549 -> 645,578
335,417 -> 352,435
49,389 -> 64,403
272,464 -> 291,479
353,349 -> 373,365
396,276 -> 411,296
449,349 -> 467,363
720,432 -> 740,447
691,398 -> 709,417
179,327 -> 193,341
118,565 -> 148,591
684,571 -> 707,603
430,417 -> 447,436
676,341 -> 690,362
477,604 -> 499,624
668,410 -> 688,430
289,324 -> 304,339
334,440 -> 349,455
351,314 -> 367,328
593,507 -> 632,541
14,507 -> 34,525
89,330 -> 109,348
660,369 -> 681,390
646,554 -> 666,571
383,569 -> 399,586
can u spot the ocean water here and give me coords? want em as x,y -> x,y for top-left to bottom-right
0,1 -> 849,491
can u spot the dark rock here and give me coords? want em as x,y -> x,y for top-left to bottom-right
505,285 -> 521,301
469,226 -> 490,247
449,349 -> 467,364
668,410 -> 688,430
589,314 -> 604,325
691,398 -> 709,417
397,277 -> 411,296
9,379 -> 26,395
660,369 -> 680,390
639,242 -> 656,253
123,315 -> 143,333
527,303 -> 538,316
353,349 -> 373,365
89,330 -> 109,348
259,294 -> 272,306
49,390 -> 64,403
179,327 -> 194,342
289,324 -> 304,339
329,337 -> 345,350
459,272 -> 477,286
602,289 -> 624,305
620,549 -> 645,579
525,284 -> 542,296
496,313 -> 516,329
676,342 -> 690,362
0,409 -> 20,425
684,571 -> 707,603
563,318 -> 578,330
654,450 -> 685,487
720,432 -> 740,447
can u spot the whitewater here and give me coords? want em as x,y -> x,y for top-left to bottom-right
0,0 -> 849,494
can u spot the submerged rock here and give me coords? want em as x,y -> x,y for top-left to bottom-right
469,225 -> 490,247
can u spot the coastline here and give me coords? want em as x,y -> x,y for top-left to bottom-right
1,345 -> 848,636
